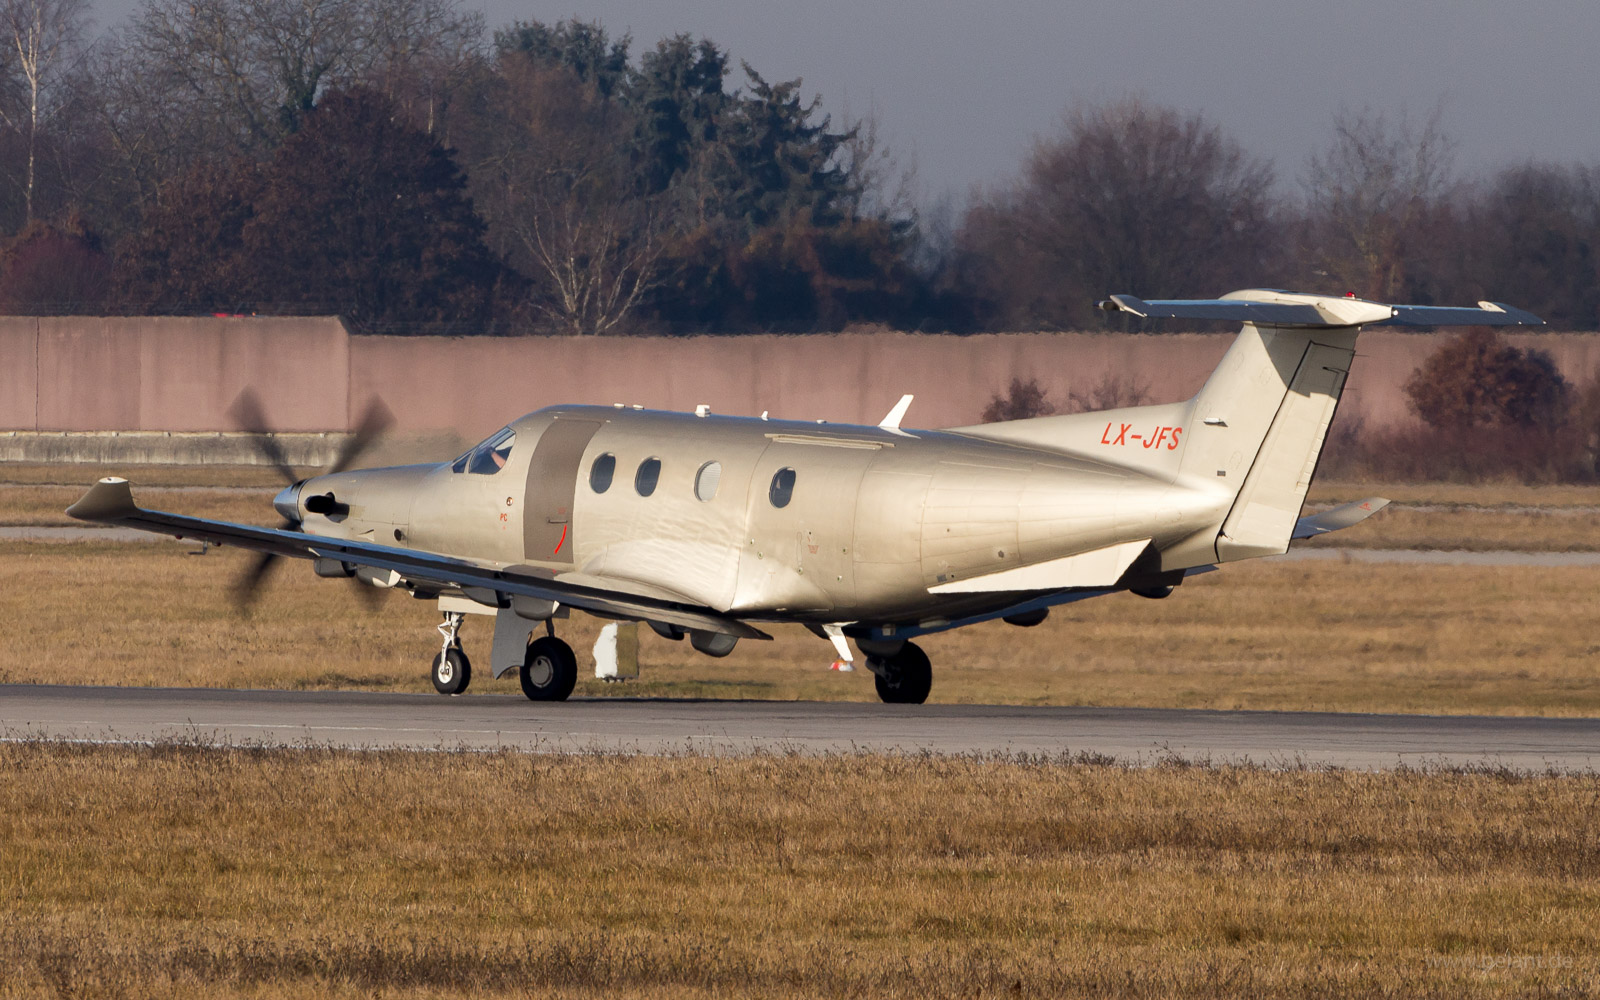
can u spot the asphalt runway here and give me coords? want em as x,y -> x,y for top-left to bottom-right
3,685 -> 1597,771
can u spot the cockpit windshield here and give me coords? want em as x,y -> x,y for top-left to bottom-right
451,427 -> 516,475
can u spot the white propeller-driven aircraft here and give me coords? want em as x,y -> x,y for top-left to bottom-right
68,290 -> 1542,703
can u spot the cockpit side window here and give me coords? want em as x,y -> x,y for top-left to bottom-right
452,427 -> 516,475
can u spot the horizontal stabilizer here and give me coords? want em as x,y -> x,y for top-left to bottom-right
1291,498 -> 1390,540
1379,302 -> 1544,327
1099,290 -> 1543,329
928,538 -> 1149,594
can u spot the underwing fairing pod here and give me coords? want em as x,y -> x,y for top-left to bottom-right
68,290 -> 1543,704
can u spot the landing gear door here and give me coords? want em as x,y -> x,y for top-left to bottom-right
523,418 -> 603,565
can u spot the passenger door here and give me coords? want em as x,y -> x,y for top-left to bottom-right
523,418 -> 603,565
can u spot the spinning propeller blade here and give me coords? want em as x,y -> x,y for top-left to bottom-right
330,398 -> 395,475
227,390 -> 392,610
228,388 -> 298,487
231,520 -> 297,609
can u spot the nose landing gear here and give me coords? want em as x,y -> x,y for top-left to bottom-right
432,612 -> 472,695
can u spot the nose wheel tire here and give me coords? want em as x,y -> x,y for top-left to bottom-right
521,636 -> 578,701
431,647 -> 472,695
871,641 -> 932,704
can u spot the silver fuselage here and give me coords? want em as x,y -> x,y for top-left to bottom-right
290,406 -> 1229,627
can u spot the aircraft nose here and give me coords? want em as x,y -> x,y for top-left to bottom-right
273,482 -> 304,523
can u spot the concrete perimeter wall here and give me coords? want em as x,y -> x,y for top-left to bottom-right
5,315 -> 1600,446
0,316 -> 350,433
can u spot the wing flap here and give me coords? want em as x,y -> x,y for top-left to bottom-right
67,478 -> 770,639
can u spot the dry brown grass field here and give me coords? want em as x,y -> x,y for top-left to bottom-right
1,742 -> 1596,999
2,538 -> 1598,715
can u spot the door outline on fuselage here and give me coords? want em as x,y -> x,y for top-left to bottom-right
523,418 -> 603,565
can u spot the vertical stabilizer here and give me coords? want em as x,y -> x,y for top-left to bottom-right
1100,288 -> 1539,563
1182,326 -> 1356,561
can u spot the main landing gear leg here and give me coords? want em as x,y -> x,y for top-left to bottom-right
431,611 -> 472,695
520,620 -> 577,702
867,641 -> 933,705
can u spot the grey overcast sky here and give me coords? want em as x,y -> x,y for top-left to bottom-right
97,0 -> 1600,204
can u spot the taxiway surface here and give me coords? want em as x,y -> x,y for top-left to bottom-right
3,685 -> 1597,770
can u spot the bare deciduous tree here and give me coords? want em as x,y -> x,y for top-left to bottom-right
0,0 -> 90,222
1458,163 -> 1600,329
1301,107 -> 1455,301
517,191 -> 664,335
115,0 -> 482,158
957,97 -> 1275,330
466,59 -> 664,335
837,103 -> 916,225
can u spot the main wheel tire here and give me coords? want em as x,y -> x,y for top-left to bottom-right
431,647 -> 471,695
521,636 -> 578,701
873,641 -> 932,704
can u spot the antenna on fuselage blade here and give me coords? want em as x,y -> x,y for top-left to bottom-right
878,394 -> 914,430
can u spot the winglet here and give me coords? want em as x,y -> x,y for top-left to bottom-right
66,478 -> 138,522
878,394 -> 914,430
1291,497 -> 1390,539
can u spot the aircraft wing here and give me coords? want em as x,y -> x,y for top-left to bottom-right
66,478 -> 770,640
1291,497 -> 1390,539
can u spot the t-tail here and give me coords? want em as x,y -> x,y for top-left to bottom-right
958,289 -> 1543,566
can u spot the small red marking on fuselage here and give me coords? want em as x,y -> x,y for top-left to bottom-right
553,524 -> 568,555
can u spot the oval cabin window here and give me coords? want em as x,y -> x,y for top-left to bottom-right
694,461 -> 722,502
768,467 -> 796,508
589,453 -> 616,493
635,457 -> 661,497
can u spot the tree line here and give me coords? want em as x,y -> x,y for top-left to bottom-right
1,0 -> 1597,334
